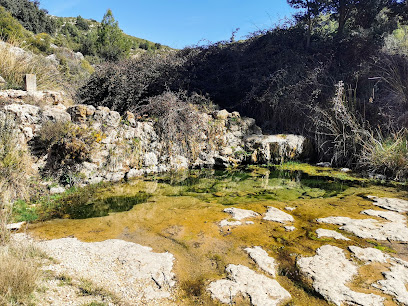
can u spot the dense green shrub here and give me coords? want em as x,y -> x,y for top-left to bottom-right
0,6 -> 27,41
0,0 -> 56,34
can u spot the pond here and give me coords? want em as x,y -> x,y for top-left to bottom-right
28,166 -> 408,305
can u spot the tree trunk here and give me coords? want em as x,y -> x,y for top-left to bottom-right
337,0 -> 347,38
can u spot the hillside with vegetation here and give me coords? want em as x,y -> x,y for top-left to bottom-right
78,0 -> 408,178
0,0 -> 169,92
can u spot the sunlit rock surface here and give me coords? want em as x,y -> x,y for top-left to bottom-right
37,238 -> 176,304
316,228 -> 350,240
263,206 -> 294,223
245,246 -> 277,276
207,264 -> 291,305
297,245 -> 384,306
317,209 -> 408,241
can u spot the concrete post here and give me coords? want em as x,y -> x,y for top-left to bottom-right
24,74 -> 37,92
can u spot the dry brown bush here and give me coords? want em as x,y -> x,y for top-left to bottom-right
0,242 -> 41,304
0,41 -> 63,90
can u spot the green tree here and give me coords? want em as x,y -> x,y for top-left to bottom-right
0,6 -> 26,41
0,0 -> 56,34
287,0 -> 323,48
75,15 -> 89,31
96,9 -> 131,61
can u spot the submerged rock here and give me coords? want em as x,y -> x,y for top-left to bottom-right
245,246 -> 277,276
37,238 -> 175,303
316,229 -> 350,241
263,207 -> 294,223
297,245 -> 384,306
367,196 -> 408,213
207,264 -> 291,305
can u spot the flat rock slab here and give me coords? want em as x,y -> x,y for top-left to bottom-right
223,207 -> 260,220
37,238 -> 175,304
207,264 -> 291,305
219,219 -> 242,227
367,196 -> 408,213
374,259 -> 408,305
6,221 -> 26,231
317,210 -> 408,242
348,246 -> 389,263
297,245 -> 384,306
263,207 -> 294,223
245,246 -> 277,276
316,229 -> 350,240
220,207 -> 259,227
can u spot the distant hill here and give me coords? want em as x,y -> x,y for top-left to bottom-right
0,0 -> 170,59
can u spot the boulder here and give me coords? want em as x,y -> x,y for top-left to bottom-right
216,109 -> 230,120
67,105 -> 90,124
245,134 -> 313,164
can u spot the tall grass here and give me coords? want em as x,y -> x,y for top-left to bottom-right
0,241 -> 41,304
0,113 -> 32,204
0,41 -> 63,90
360,129 -> 408,180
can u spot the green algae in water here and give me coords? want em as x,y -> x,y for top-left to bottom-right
28,166 -> 408,306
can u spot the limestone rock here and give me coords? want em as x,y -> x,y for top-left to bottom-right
219,220 -> 242,227
207,264 -> 291,305
144,152 -> 158,167
284,226 -> 296,232
317,209 -> 408,242
316,229 -> 350,241
348,246 -> 389,263
367,196 -> 408,213
49,186 -> 66,195
224,207 -> 259,220
245,134 -> 312,164
316,162 -> 331,167
374,260 -> 408,305
245,246 -> 277,276
297,245 -> 384,306
37,238 -> 175,303
42,105 -> 71,122
263,207 -> 294,223
6,221 -> 26,231
216,109 -> 230,120
4,103 -> 41,124
67,105 -> 90,124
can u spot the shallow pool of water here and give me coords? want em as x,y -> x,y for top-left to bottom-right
28,166 -> 408,305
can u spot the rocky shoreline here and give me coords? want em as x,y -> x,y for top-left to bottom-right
0,89 -> 313,190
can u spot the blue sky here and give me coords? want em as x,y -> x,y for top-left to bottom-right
40,0 -> 295,49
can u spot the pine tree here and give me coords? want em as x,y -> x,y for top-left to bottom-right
96,9 -> 130,61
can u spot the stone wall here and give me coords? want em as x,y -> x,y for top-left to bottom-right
0,90 -> 313,186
